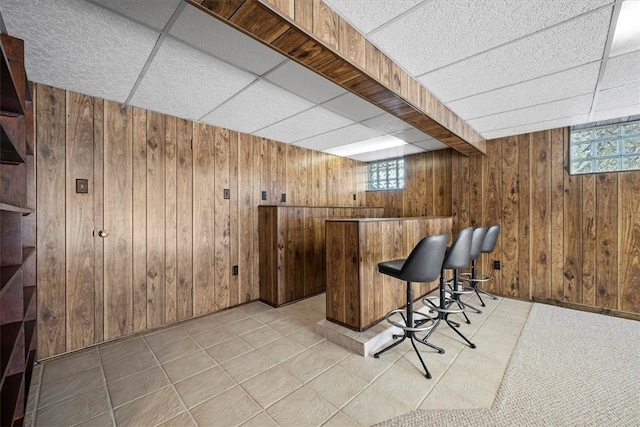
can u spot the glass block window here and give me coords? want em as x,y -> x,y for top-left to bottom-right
570,120 -> 640,174
368,158 -> 405,190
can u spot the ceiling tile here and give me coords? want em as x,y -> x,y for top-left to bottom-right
600,50 -> 640,90
419,7 -> 612,102
589,103 -> 640,122
412,138 -> 448,151
448,62 -> 601,120
348,144 -> 424,162
482,114 -> 590,140
609,0 -> 640,57
88,0 -> 182,31
294,124 -> 383,151
169,4 -> 285,75
130,37 -> 256,121
2,0 -> 158,103
371,0 -> 611,75
201,79 -> 314,133
323,0 -> 423,34
469,94 -> 593,133
264,60 -> 346,103
255,106 -> 354,143
362,114 -> 413,134
593,83 -> 640,112
391,128 -> 436,143
321,93 -> 386,121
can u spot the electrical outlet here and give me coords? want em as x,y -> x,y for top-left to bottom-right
353,194 -> 356,201
223,189 -> 230,199
493,260 -> 501,270
232,265 -> 238,276
261,191 -> 267,201
280,193 -> 286,203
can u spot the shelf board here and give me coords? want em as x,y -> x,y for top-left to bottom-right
0,203 -> 33,214
0,322 -> 22,378
1,121 -> 25,164
0,247 -> 36,296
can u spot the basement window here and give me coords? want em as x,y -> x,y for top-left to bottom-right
570,119 -> 640,174
368,158 -> 405,190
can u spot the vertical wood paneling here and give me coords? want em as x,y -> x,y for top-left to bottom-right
214,127 -> 230,310
483,140 -> 501,293
103,100 -> 133,340
176,118 -> 193,320
582,174 -> 596,306
131,107 -> 147,332
260,137 -> 271,205
229,130 -> 239,307
619,172 -> 640,312
563,129 -> 582,303
36,85 -> 66,358
93,98 -> 105,343
165,116 -> 177,323
530,131 -> 551,299
501,136 -> 519,297
596,173 -> 618,308
517,134 -> 531,300
237,133 -> 253,304
550,129 -> 565,301
65,91 -> 94,351
251,135 -> 261,300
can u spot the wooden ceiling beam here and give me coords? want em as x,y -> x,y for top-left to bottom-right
188,0 -> 486,156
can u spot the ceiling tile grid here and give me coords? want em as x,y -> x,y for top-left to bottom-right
321,93 -> 386,121
1,0 -> 159,103
349,143 -> 424,162
322,0 -> 423,35
362,114 -> 414,134
294,124 -> 384,151
88,0 -> 181,31
482,114 -> 591,140
593,82 -> 640,112
600,50 -> 640,90
590,104 -> 640,122
264,60 -> 346,104
412,138 -> 448,151
255,106 -> 355,143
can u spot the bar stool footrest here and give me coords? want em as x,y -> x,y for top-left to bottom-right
385,309 -> 436,333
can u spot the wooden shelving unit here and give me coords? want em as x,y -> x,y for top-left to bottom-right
0,33 -> 36,427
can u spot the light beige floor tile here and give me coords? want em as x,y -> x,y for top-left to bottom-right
113,386 -> 184,426
253,309 -> 290,325
107,366 -> 169,408
221,349 -> 275,383
181,315 -> 222,336
311,340 -> 353,364
153,336 -> 201,364
342,386 -> 411,426
241,366 -> 302,408
99,337 -> 148,365
240,325 -> 284,347
157,411 -> 196,427
280,349 -> 335,383
41,349 -> 101,384
205,336 -> 254,363
191,386 -> 261,427
257,336 -> 306,364
162,350 -> 216,383
371,364 -> 435,409
102,348 -> 158,383
214,309 -> 249,325
338,353 -> 392,383
288,328 -> 325,348
237,301 -> 273,315
38,366 -> 104,408
322,411 -> 363,427
269,317 -> 308,335
241,411 -> 279,427
144,326 -> 189,350
225,317 -> 265,335
174,366 -> 236,408
74,411 -> 114,427
307,365 -> 368,409
266,385 -> 337,426
191,326 -> 235,348
35,386 -> 110,426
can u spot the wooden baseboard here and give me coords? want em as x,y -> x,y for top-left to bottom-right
532,297 -> 640,322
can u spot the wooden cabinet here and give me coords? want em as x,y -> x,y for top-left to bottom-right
1,34 -> 36,427
258,205 -> 384,306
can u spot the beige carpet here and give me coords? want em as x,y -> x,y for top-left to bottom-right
377,303 -> 640,426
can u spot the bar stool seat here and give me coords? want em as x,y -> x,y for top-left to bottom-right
459,225 -> 501,306
373,234 -> 448,379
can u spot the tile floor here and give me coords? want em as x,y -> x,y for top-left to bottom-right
25,292 -> 532,426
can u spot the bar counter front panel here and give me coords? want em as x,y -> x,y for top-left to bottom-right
325,216 -> 453,331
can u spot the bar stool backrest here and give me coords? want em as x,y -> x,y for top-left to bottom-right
400,234 -> 448,283
481,225 -> 500,254
443,227 -> 473,270
470,227 -> 487,261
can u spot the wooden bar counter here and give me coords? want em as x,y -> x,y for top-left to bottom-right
325,216 -> 452,331
258,205 -> 384,307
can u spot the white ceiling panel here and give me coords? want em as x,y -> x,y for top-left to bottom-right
201,79 -> 314,133
169,4 -> 285,75
362,114 -> 413,134
590,104 -> 640,122
322,93 -> 386,121
469,94 -> 593,133
130,37 -> 256,121
600,50 -> 640,89
481,114 -> 590,140
323,0 -> 423,34
371,0 -> 611,76
412,139 -> 448,151
88,0 -> 181,31
593,83 -> 640,111
255,106 -> 355,143
609,0 -> 640,57
1,0 -> 158,103
419,7 -> 612,102
264,60 -> 346,103
349,144 -> 424,162
448,62 -> 601,120
294,124 -> 383,151
391,128 -> 434,143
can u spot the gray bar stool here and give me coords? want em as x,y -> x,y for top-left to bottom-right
460,225 -> 500,306
372,234 -> 448,379
422,227 -> 476,352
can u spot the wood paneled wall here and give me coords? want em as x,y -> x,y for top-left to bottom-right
35,84 -> 367,359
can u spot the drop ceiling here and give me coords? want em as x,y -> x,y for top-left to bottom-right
1,0 -> 638,161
